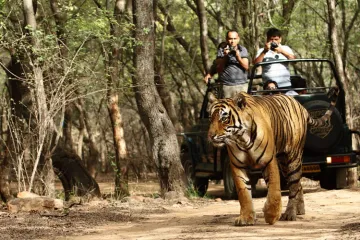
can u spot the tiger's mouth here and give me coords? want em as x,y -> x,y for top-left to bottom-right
212,141 -> 225,147
209,135 -> 226,147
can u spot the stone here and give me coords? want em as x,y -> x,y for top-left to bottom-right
7,197 -> 64,213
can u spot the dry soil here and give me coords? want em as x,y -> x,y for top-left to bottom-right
1,179 -> 360,240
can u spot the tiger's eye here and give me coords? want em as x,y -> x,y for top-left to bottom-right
221,116 -> 228,122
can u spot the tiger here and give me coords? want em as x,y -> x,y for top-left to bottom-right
207,87 -> 339,226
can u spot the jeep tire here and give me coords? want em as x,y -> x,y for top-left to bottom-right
181,152 -> 209,197
320,168 -> 348,190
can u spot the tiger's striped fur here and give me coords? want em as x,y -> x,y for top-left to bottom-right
207,87 -> 338,226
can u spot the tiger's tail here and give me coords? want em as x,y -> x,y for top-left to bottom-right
307,86 -> 340,127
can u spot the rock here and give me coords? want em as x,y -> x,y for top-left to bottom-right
54,199 -> 64,209
17,191 -> 40,198
143,197 -> 154,203
7,197 -> 64,213
122,196 -> 141,203
132,195 -> 145,202
153,197 -> 164,203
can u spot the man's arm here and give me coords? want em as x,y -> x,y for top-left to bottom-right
253,49 -> 267,64
278,46 -> 295,59
254,42 -> 270,64
235,49 -> 249,71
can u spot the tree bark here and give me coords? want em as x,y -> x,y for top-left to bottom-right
281,0 -> 298,39
75,100 -> 100,178
105,0 -> 129,198
0,49 -> 13,202
133,0 -> 185,195
195,0 -> 211,74
0,116 -> 13,201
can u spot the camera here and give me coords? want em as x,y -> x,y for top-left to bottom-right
229,46 -> 237,54
270,42 -> 278,50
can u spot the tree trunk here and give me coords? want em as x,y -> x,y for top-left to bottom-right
105,0 -> 129,198
76,100 -> 100,179
0,128 -> 13,202
0,50 -> 13,202
281,0 -> 298,39
327,0 -> 357,187
63,106 -> 76,152
133,0 -> 185,195
195,0 -> 211,74
50,0 -> 77,153
23,0 -> 55,195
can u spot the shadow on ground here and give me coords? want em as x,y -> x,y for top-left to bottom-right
206,179 -> 323,200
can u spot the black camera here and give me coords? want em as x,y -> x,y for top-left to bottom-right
270,42 -> 278,50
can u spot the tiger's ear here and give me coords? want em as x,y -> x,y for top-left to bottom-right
208,92 -> 218,104
233,92 -> 247,110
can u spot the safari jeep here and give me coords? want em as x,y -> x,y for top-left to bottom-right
178,58 -> 359,199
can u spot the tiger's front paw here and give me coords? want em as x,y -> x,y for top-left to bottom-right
263,199 -> 282,225
234,212 -> 256,226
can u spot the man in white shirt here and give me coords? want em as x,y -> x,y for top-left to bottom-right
253,28 -> 295,88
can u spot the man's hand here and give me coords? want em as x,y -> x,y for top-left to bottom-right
275,46 -> 282,53
276,46 -> 295,59
204,74 -> 212,84
233,48 -> 249,71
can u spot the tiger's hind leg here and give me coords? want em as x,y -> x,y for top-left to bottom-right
296,184 -> 305,215
279,157 -> 304,221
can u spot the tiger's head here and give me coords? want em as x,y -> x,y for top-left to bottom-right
207,92 -> 254,149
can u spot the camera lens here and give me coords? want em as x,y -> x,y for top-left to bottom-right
270,42 -> 278,50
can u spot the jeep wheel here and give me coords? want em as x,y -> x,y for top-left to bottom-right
223,156 -> 237,200
320,168 -> 348,190
303,100 -> 343,153
319,169 -> 337,190
193,177 -> 209,197
181,153 -> 209,197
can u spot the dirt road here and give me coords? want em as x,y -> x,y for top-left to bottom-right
59,182 -> 360,240
2,181 -> 360,240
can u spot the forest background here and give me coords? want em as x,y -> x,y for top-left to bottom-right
0,0 -> 359,202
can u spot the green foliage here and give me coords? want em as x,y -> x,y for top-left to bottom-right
184,184 -> 202,198
66,9 -> 111,42
110,159 -> 118,173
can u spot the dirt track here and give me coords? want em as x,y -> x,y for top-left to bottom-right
66,182 -> 360,240
2,181 -> 360,240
